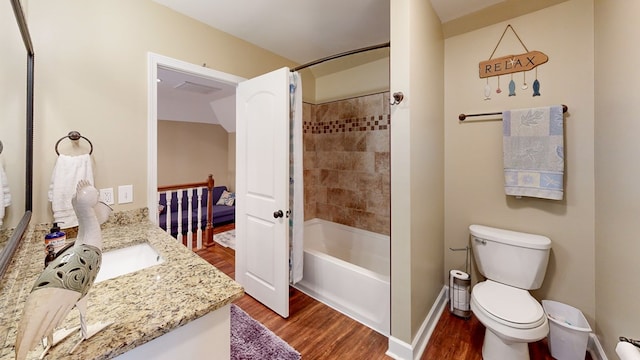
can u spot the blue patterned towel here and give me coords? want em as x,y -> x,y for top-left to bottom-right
503,105 -> 564,200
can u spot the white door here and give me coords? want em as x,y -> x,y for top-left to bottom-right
235,67 -> 290,318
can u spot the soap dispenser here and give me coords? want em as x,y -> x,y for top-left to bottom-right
44,222 -> 66,254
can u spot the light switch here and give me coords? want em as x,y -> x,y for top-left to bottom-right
118,185 -> 133,204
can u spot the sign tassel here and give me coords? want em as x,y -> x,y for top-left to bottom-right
508,74 -> 516,97
533,68 -> 541,96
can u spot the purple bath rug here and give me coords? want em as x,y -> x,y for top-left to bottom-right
231,304 -> 301,360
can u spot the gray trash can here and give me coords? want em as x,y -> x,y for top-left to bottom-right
542,300 -> 592,360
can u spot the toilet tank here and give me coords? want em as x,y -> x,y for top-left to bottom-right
470,225 -> 551,290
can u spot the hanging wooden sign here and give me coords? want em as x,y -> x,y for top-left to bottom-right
478,24 -> 550,98
479,50 -> 548,79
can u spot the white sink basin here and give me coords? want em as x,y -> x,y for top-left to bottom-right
95,242 -> 164,283
617,341 -> 640,360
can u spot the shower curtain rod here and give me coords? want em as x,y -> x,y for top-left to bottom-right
291,42 -> 390,72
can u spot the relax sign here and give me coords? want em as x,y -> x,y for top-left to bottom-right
479,51 -> 548,78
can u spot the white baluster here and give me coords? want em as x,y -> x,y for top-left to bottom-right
196,187 -> 203,249
186,190 -> 193,250
156,191 -> 161,225
166,191 -> 173,237
176,189 -> 183,241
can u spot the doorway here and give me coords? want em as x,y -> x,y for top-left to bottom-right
146,51 -> 391,326
146,52 -> 244,216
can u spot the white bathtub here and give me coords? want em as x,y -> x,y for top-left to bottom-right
294,218 -> 390,335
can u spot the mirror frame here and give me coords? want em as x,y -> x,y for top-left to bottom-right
0,0 -> 34,278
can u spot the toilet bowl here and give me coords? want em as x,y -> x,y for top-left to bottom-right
469,225 -> 552,360
471,280 -> 549,359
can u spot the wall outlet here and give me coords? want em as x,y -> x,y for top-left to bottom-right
99,188 -> 115,205
118,184 -> 133,204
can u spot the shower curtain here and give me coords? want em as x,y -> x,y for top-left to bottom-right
289,71 -> 304,284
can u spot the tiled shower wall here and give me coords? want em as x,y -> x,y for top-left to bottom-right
303,92 -> 390,235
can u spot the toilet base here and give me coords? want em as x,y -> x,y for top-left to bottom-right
482,328 -> 530,360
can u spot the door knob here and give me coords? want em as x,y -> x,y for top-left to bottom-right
273,210 -> 284,218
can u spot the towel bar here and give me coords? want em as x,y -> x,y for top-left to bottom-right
55,131 -> 93,155
458,104 -> 568,121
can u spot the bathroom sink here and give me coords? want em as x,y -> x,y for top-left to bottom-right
95,242 -> 164,283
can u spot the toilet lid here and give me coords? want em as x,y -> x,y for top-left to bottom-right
472,281 -> 545,328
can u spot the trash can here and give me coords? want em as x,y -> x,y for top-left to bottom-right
542,300 -> 592,360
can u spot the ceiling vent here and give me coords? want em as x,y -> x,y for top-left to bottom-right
174,81 -> 221,95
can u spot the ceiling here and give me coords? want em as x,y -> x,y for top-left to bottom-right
156,67 -> 236,129
153,0 -> 565,129
153,0 -> 392,65
152,0 -> 534,64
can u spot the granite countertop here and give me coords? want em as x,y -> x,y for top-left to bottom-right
0,208 -> 244,360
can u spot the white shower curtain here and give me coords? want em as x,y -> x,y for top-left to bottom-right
289,71 -> 304,284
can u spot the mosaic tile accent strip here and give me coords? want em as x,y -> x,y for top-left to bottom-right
304,114 -> 390,134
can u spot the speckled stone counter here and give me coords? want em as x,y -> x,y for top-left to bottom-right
0,228 -> 12,252
0,208 -> 243,359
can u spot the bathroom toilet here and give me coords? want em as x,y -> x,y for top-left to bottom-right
469,224 -> 552,360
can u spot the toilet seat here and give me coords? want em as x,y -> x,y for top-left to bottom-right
472,280 -> 545,329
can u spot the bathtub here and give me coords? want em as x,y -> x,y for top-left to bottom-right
294,218 -> 390,335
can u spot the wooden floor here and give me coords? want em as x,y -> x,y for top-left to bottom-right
197,224 -> 591,360
423,308 -> 592,360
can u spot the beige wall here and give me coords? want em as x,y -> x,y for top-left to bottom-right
300,53 -> 389,106
27,0 -> 294,223
441,0 -> 570,38
157,120 -> 230,188
391,0 -> 444,344
314,58 -> 390,103
298,68 -> 316,104
594,0 -> 640,356
444,0 -> 596,327
227,133 -> 236,193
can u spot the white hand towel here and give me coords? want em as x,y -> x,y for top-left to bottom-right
503,105 -> 564,200
0,164 -> 9,227
48,154 -> 94,228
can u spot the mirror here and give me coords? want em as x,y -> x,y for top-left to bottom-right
0,0 -> 34,278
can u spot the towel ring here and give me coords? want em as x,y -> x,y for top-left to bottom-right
55,131 -> 93,155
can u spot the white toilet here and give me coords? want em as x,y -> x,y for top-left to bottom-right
469,224 -> 552,360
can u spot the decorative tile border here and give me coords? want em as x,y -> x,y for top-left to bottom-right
304,114 -> 391,134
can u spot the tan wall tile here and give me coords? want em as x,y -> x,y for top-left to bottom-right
366,129 -> 390,152
303,133 -> 316,151
343,131 -> 367,151
303,151 -> 316,170
344,152 -> 375,172
302,92 -> 390,235
375,152 -> 390,173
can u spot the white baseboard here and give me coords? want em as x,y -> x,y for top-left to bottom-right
588,333 -> 609,360
385,285 -> 448,360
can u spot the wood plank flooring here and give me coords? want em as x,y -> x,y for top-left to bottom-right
199,224 -> 390,359
423,308 -> 592,360
196,224 -> 591,359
